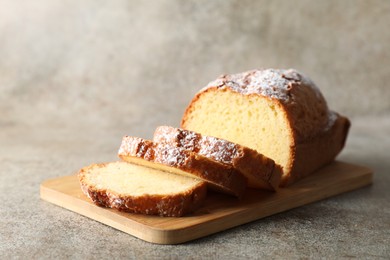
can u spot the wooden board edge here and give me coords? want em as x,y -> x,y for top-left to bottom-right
39,164 -> 374,245
150,169 -> 373,244
40,182 -> 172,244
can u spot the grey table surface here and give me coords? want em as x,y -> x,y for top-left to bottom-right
1,115 -> 389,259
1,1 -> 390,258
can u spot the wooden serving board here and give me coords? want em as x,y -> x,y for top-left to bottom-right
40,161 -> 372,244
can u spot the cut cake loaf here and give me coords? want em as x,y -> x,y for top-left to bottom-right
118,136 -> 247,198
181,69 -> 350,186
153,125 -> 280,190
78,162 -> 207,217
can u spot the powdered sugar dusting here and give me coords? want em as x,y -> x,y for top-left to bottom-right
118,136 -> 143,155
119,136 -> 154,160
154,144 -> 189,167
119,134 -> 191,168
203,69 -> 322,102
155,126 -> 199,152
154,126 -> 241,165
324,110 -> 338,131
198,137 -> 239,164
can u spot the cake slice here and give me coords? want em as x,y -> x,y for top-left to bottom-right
118,136 -> 247,198
181,69 -> 350,186
78,161 -> 207,217
153,125 -> 280,190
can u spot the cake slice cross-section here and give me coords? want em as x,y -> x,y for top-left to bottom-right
78,161 -> 207,217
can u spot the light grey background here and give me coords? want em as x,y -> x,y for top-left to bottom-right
1,0 -> 390,133
1,1 -> 389,258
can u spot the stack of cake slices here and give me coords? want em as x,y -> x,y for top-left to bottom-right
79,126 -> 279,217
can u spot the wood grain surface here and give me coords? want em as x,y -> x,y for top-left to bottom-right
40,161 -> 373,244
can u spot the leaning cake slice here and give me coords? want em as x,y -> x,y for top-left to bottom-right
153,125 -> 280,190
118,136 -> 247,198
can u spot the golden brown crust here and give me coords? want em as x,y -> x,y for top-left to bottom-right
153,126 -> 280,190
281,113 -> 350,186
118,136 -> 247,198
181,88 -> 209,128
78,162 -> 207,217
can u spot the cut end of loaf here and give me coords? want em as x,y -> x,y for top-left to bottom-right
181,88 -> 295,183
